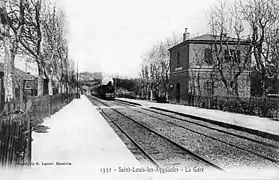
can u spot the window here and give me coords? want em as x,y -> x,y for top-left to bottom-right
177,52 -> 180,64
204,48 -> 213,65
224,49 -> 230,62
203,81 -> 213,96
230,49 -> 236,62
236,50 -> 241,62
224,49 -> 241,63
231,49 -> 241,63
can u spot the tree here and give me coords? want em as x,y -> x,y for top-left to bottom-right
208,0 -> 252,97
42,4 -> 57,95
43,3 -> 67,95
19,0 -> 45,96
68,59 -> 76,92
139,63 -> 149,99
0,1 -> 12,102
238,0 -> 279,96
19,0 -> 69,96
190,46 -> 206,96
140,33 -> 181,100
0,0 -> 26,102
0,0 -> 70,99
55,15 -> 69,94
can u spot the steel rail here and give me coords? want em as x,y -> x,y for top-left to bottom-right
93,96 -> 224,171
114,100 -> 279,164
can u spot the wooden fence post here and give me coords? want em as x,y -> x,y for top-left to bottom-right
20,80 -> 25,111
25,113 -> 31,167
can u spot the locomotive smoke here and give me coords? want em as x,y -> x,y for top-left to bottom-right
101,76 -> 114,86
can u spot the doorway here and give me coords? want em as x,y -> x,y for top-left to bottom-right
176,83 -> 180,103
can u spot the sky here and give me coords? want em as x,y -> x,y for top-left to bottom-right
54,0 -> 222,78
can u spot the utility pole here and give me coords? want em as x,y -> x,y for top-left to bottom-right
76,60 -> 79,98
115,76 -> 117,97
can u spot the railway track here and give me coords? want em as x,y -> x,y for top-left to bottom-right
111,99 -> 279,169
114,99 -> 279,147
114,100 -> 279,152
89,97 -> 160,168
88,95 -> 224,171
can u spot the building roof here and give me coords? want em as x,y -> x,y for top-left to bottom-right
190,34 -> 238,41
191,34 -> 214,41
169,33 -> 250,51
0,62 -> 35,81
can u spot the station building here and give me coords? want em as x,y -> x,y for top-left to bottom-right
168,29 -> 251,104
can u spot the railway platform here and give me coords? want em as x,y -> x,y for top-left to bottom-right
116,98 -> 279,140
3,95 -> 150,180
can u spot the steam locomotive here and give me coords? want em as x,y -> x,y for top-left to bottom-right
92,81 -> 115,100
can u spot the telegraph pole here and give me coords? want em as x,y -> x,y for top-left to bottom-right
76,60 -> 79,98
115,76 -> 117,97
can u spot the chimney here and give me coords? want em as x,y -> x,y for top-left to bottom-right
183,28 -> 190,41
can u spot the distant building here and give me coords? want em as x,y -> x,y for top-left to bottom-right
168,29 -> 251,103
0,62 -> 36,105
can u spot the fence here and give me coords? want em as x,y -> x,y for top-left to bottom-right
188,94 -> 279,120
0,93 -> 75,168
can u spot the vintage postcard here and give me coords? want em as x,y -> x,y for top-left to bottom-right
0,0 -> 279,179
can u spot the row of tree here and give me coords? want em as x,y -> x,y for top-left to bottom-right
140,33 -> 181,100
140,0 -> 279,99
0,0 -> 75,103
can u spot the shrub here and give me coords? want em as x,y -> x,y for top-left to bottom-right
187,94 -> 279,119
155,96 -> 168,103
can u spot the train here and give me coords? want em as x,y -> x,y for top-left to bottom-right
91,81 -> 116,100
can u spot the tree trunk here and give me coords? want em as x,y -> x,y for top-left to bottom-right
234,82 -> 239,97
145,85 -> 149,100
37,67 -> 44,96
165,91 -> 169,101
3,36 -> 13,102
20,79 -> 25,110
58,82 -> 62,93
63,84 -> 66,93
0,0 -> 14,102
261,79 -> 266,97
37,77 -> 43,96
197,73 -> 201,96
226,86 -> 237,97
150,88 -> 153,101
48,79 -> 53,95
11,51 -> 16,101
147,86 -> 150,100
66,84 -> 69,94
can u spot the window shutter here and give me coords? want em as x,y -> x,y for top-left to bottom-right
237,50 -> 241,62
224,50 -> 229,61
204,48 -> 212,65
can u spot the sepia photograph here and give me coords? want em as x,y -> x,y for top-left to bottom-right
0,0 -> 279,179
